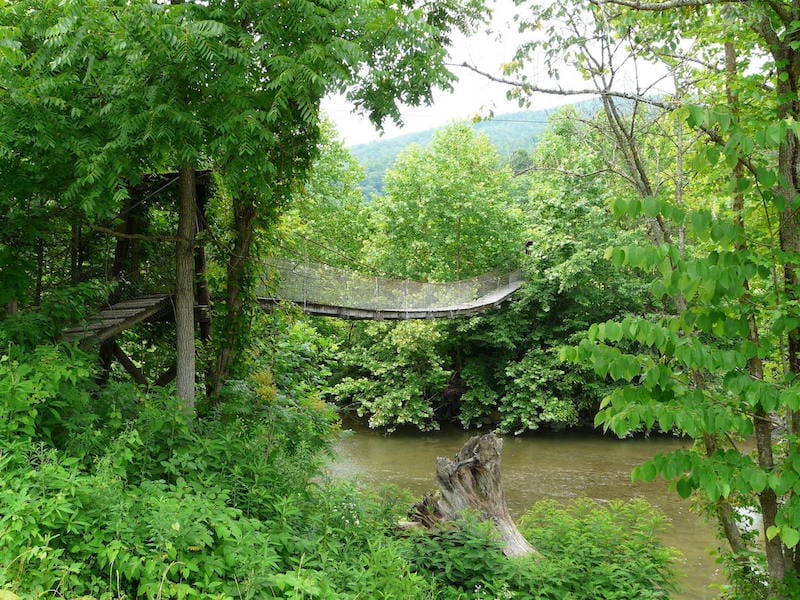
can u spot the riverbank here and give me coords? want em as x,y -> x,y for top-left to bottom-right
328,425 -> 724,599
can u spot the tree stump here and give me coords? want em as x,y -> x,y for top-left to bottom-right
409,432 -> 537,558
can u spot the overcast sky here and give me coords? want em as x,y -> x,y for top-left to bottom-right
322,1 -> 589,147
323,1 -> 677,147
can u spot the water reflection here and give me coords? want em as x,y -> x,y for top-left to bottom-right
328,426 -> 724,600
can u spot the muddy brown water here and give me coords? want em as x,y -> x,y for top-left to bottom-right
328,425 -> 726,599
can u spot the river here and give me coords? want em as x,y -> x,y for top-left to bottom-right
328,424 -> 725,599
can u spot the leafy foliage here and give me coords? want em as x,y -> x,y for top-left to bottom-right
401,500 -> 678,600
365,123 -> 525,281
319,111 -> 651,433
517,498 -> 679,600
278,121 -> 371,268
403,513 -> 510,592
329,320 -> 450,431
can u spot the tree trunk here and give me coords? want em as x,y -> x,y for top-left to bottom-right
195,181 -> 212,345
175,164 -> 197,413
209,192 -> 257,402
410,433 -> 537,558
110,187 -> 145,303
34,238 -> 44,306
770,29 -> 800,583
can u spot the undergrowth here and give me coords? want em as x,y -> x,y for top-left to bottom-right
0,322 -> 679,599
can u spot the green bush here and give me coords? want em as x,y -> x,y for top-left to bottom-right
403,513 -> 510,593
0,339 -> 344,599
400,499 -> 679,600
328,320 -> 450,431
517,498 -> 680,600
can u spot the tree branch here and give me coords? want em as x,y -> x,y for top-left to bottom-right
451,62 -> 677,111
764,0 -> 794,25
88,224 -> 180,243
596,0 -> 747,11
654,50 -> 721,73
515,165 -> 628,181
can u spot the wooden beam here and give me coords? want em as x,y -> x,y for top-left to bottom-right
154,362 -> 177,387
195,180 -> 212,344
111,341 -> 148,386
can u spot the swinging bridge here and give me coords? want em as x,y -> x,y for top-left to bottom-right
58,169 -> 524,388
64,258 -> 523,345
260,258 -> 523,320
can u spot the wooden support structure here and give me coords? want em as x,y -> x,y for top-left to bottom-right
154,362 -> 178,387
64,295 -> 174,346
112,341 -> 148,386
195,179 -> 212,344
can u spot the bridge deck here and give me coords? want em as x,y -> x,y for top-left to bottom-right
259,278 -> 523,320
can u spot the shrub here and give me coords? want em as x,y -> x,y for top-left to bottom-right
403,512 -> 511,593
401,499 -> 679,600
517,498 -> 680,600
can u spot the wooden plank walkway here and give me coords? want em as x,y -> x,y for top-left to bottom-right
63,294 -> 173,345
259,278 -> 523,320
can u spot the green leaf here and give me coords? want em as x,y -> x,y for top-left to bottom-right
782,526 -> 800,549
767,525 -> 781,541
756,167 -> 777,188
687,105 -> 706,128
780,387 -> 800,411
676,477 -> 693,499
643,196 -> 661,217
746,468 -> 768,493
766,123 -> 786,147
635,461 -> 658,482
605,322 -> 622,342
690,210 -> 712,235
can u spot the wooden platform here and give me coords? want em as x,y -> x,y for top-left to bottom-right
259,278 -> 523,320
63,294 -> 174,345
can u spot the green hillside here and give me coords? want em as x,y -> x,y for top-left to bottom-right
349,102 -> 597,197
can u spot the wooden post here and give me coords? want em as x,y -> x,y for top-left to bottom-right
96,340 -> 115,385
70,217 -> 82,284
111,341 -> 148,386
109,186 -> 146,302
155,362 -> 178,387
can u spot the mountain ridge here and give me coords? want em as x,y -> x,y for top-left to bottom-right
348,101 -> 597,197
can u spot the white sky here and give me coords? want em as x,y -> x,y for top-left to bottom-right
323,1 -> 589,147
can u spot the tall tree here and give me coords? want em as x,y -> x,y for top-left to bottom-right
328,125 -> 527,431
501,0 -> 800,595
277,120 -> 370,269
365,123 -> 525,281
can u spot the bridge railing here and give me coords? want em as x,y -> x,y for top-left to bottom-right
262,258 -> 522,311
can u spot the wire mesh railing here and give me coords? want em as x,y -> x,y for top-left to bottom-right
262,257 -> 522,311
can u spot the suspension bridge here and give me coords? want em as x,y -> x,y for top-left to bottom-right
64,258 -> 524,344
260,257 -> 522,320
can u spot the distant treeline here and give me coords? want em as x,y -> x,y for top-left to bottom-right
349,100 -> 599,197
